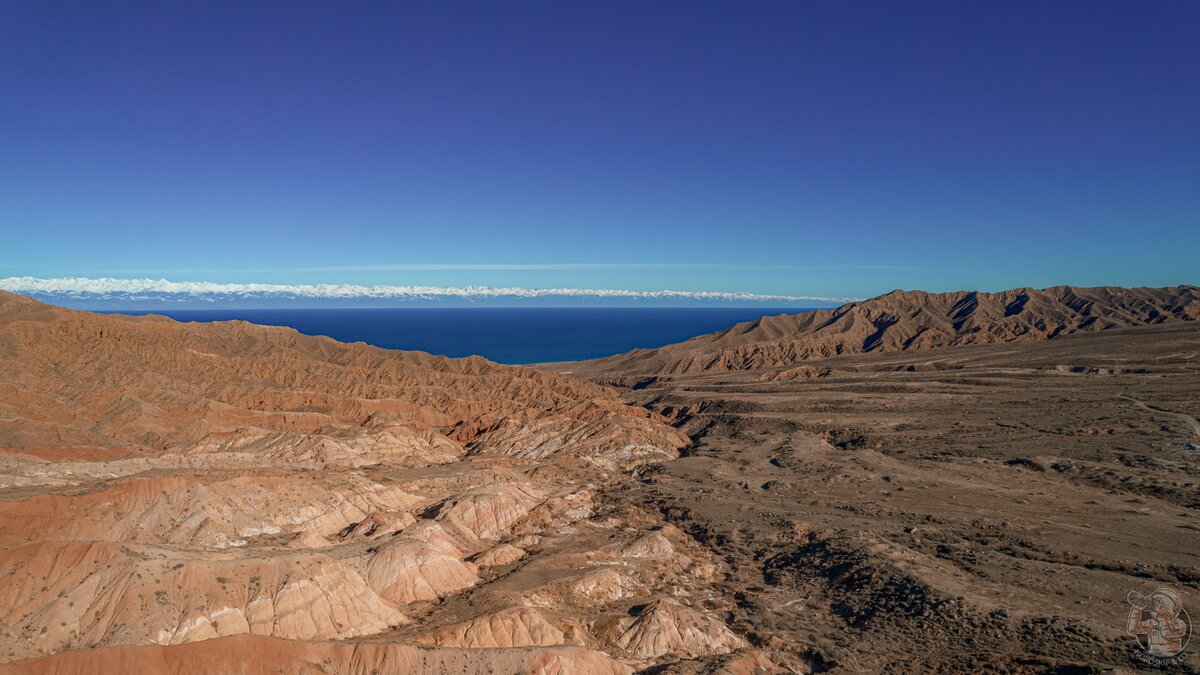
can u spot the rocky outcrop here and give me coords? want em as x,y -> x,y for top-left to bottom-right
338,510 -> 419,541
418,607 -> 567,648
614,531 -> 677,559
435,482 -> 544,541
605,599 -> 747,659
471,543 -> 527,568
364,539 -> 480,604
570,569 -> 635,603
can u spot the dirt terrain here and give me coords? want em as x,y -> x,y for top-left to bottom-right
0,288 -> 1197,673
569,322 -> 1200,672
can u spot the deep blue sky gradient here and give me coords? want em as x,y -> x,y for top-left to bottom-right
2,1 -> 1197,297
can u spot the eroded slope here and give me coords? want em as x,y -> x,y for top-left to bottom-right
0,292 -> 767,673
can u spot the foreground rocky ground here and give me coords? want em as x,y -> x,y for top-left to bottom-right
1,289 -> 1197,673
563,322 -> 1200,672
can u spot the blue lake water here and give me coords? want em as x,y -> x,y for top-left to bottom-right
109,307 -> 815,364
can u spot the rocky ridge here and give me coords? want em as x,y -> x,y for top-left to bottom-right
567,284 -> 1200,375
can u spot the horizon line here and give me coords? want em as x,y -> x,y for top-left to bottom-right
0,276 -> 859,304
87,262 -> 935,274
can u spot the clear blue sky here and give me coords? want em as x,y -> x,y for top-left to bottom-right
2,1 -> 1197,298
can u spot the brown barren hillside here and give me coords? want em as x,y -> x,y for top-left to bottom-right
1,292 -> 779,674
0,290 -> 676,459
564,284 -> 1200,376
2,290 -> 1198,673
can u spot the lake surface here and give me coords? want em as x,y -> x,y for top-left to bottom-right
109,307 -> 815,364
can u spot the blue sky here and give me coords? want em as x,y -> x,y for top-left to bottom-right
1,1 -> 1197,300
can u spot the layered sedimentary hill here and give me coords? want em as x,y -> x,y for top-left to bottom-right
0,292 -> 772,673
566,284 -> 1199,376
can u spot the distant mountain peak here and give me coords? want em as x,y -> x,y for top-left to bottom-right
569,284 -> 1200,375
